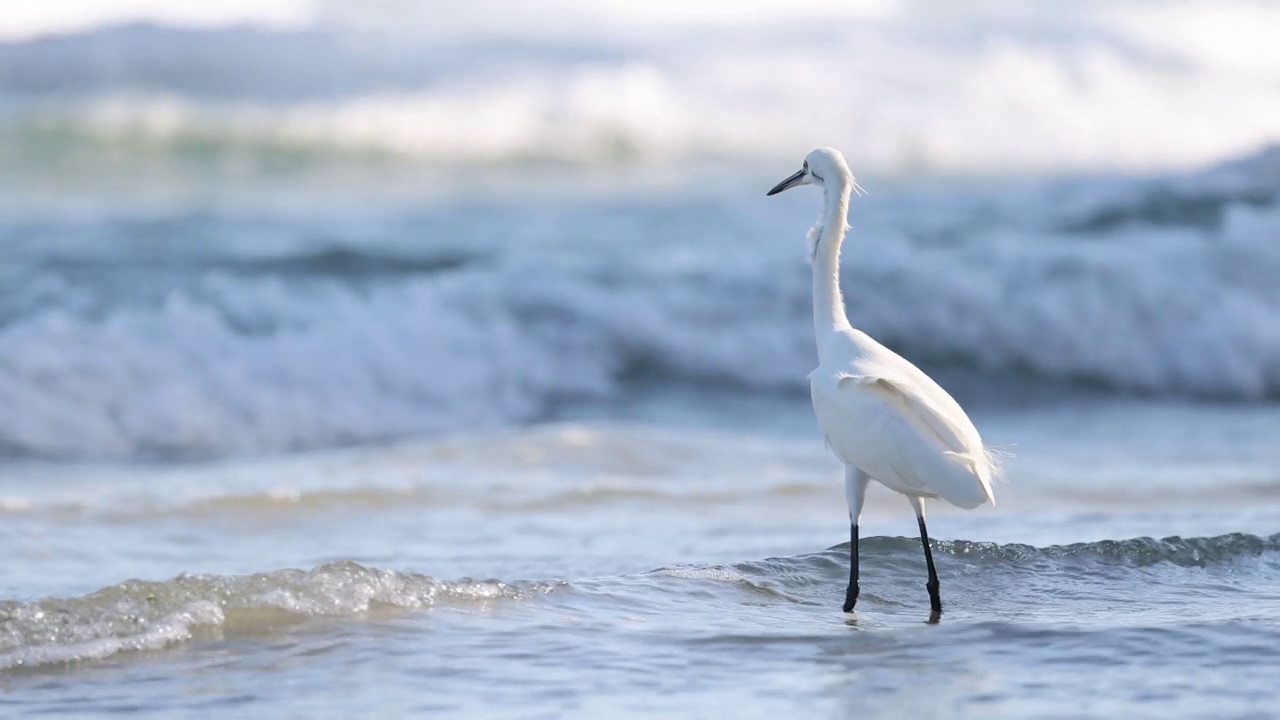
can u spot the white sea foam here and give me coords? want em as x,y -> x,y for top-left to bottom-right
0,147 -> 1277,458
2,1 -> 1279,174
0,562 -> 536,670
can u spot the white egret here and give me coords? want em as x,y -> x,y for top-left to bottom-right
767,148 -> 1003,616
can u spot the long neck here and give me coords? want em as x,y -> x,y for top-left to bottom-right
812,179 -> 853,344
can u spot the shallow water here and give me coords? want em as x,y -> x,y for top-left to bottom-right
3,398 -> 1280,717
6,533 -> 1280,718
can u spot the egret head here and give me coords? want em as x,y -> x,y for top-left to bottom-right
766,148 -> 864,197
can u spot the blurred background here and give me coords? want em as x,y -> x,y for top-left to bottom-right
3,0 -> 1279,455
1,1 -> 1279,715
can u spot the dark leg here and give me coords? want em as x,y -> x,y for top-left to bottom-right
842,523 -> 859,612
916,513 -> 942,615
842,468 -> 869,613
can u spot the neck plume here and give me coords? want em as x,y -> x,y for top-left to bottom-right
811,176 -> 853,346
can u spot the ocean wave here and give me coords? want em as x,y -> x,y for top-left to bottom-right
6,531 -> 1272,671
3,2 -> 1280,175
0,561 -> 559,671
692,532 -> 1280,592
676,531 -> 1280,615
848,533 -> 1280,569
2,145 -> 1279,458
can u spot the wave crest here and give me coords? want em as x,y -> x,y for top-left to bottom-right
4,531 -> 1274,670
932,532 -> 1280,568
0,562 -> 556,671
5,7 -> 1280,174
1,148 -> 1278,458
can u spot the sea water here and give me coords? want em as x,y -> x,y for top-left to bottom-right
2,2 -> 1280,717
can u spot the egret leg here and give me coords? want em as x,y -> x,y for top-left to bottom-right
909,496 -> 942,614
844,522 -> 860,612
843,467 -> 870,612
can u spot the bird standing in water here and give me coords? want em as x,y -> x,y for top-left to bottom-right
767,148 -> 1003,617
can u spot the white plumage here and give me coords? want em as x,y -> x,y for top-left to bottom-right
809,328 -> 997,510
767,147 -> 1004,616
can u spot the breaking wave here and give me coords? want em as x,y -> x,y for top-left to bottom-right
5,532 -> 1273,671
1,146 -> 1278,458
0,562 -> 559,671
3,1 -> 1280,175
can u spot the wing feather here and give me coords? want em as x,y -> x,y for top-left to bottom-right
841,375 -> 968,455
822,370 -> 996,509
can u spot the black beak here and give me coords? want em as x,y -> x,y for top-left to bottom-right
766,169 -> 806,196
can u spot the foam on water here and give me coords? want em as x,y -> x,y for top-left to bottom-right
0,561 -> 553,671
3,2 -> 1280,175
1,147 -> 1278,458
4,532 -> 1275,672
